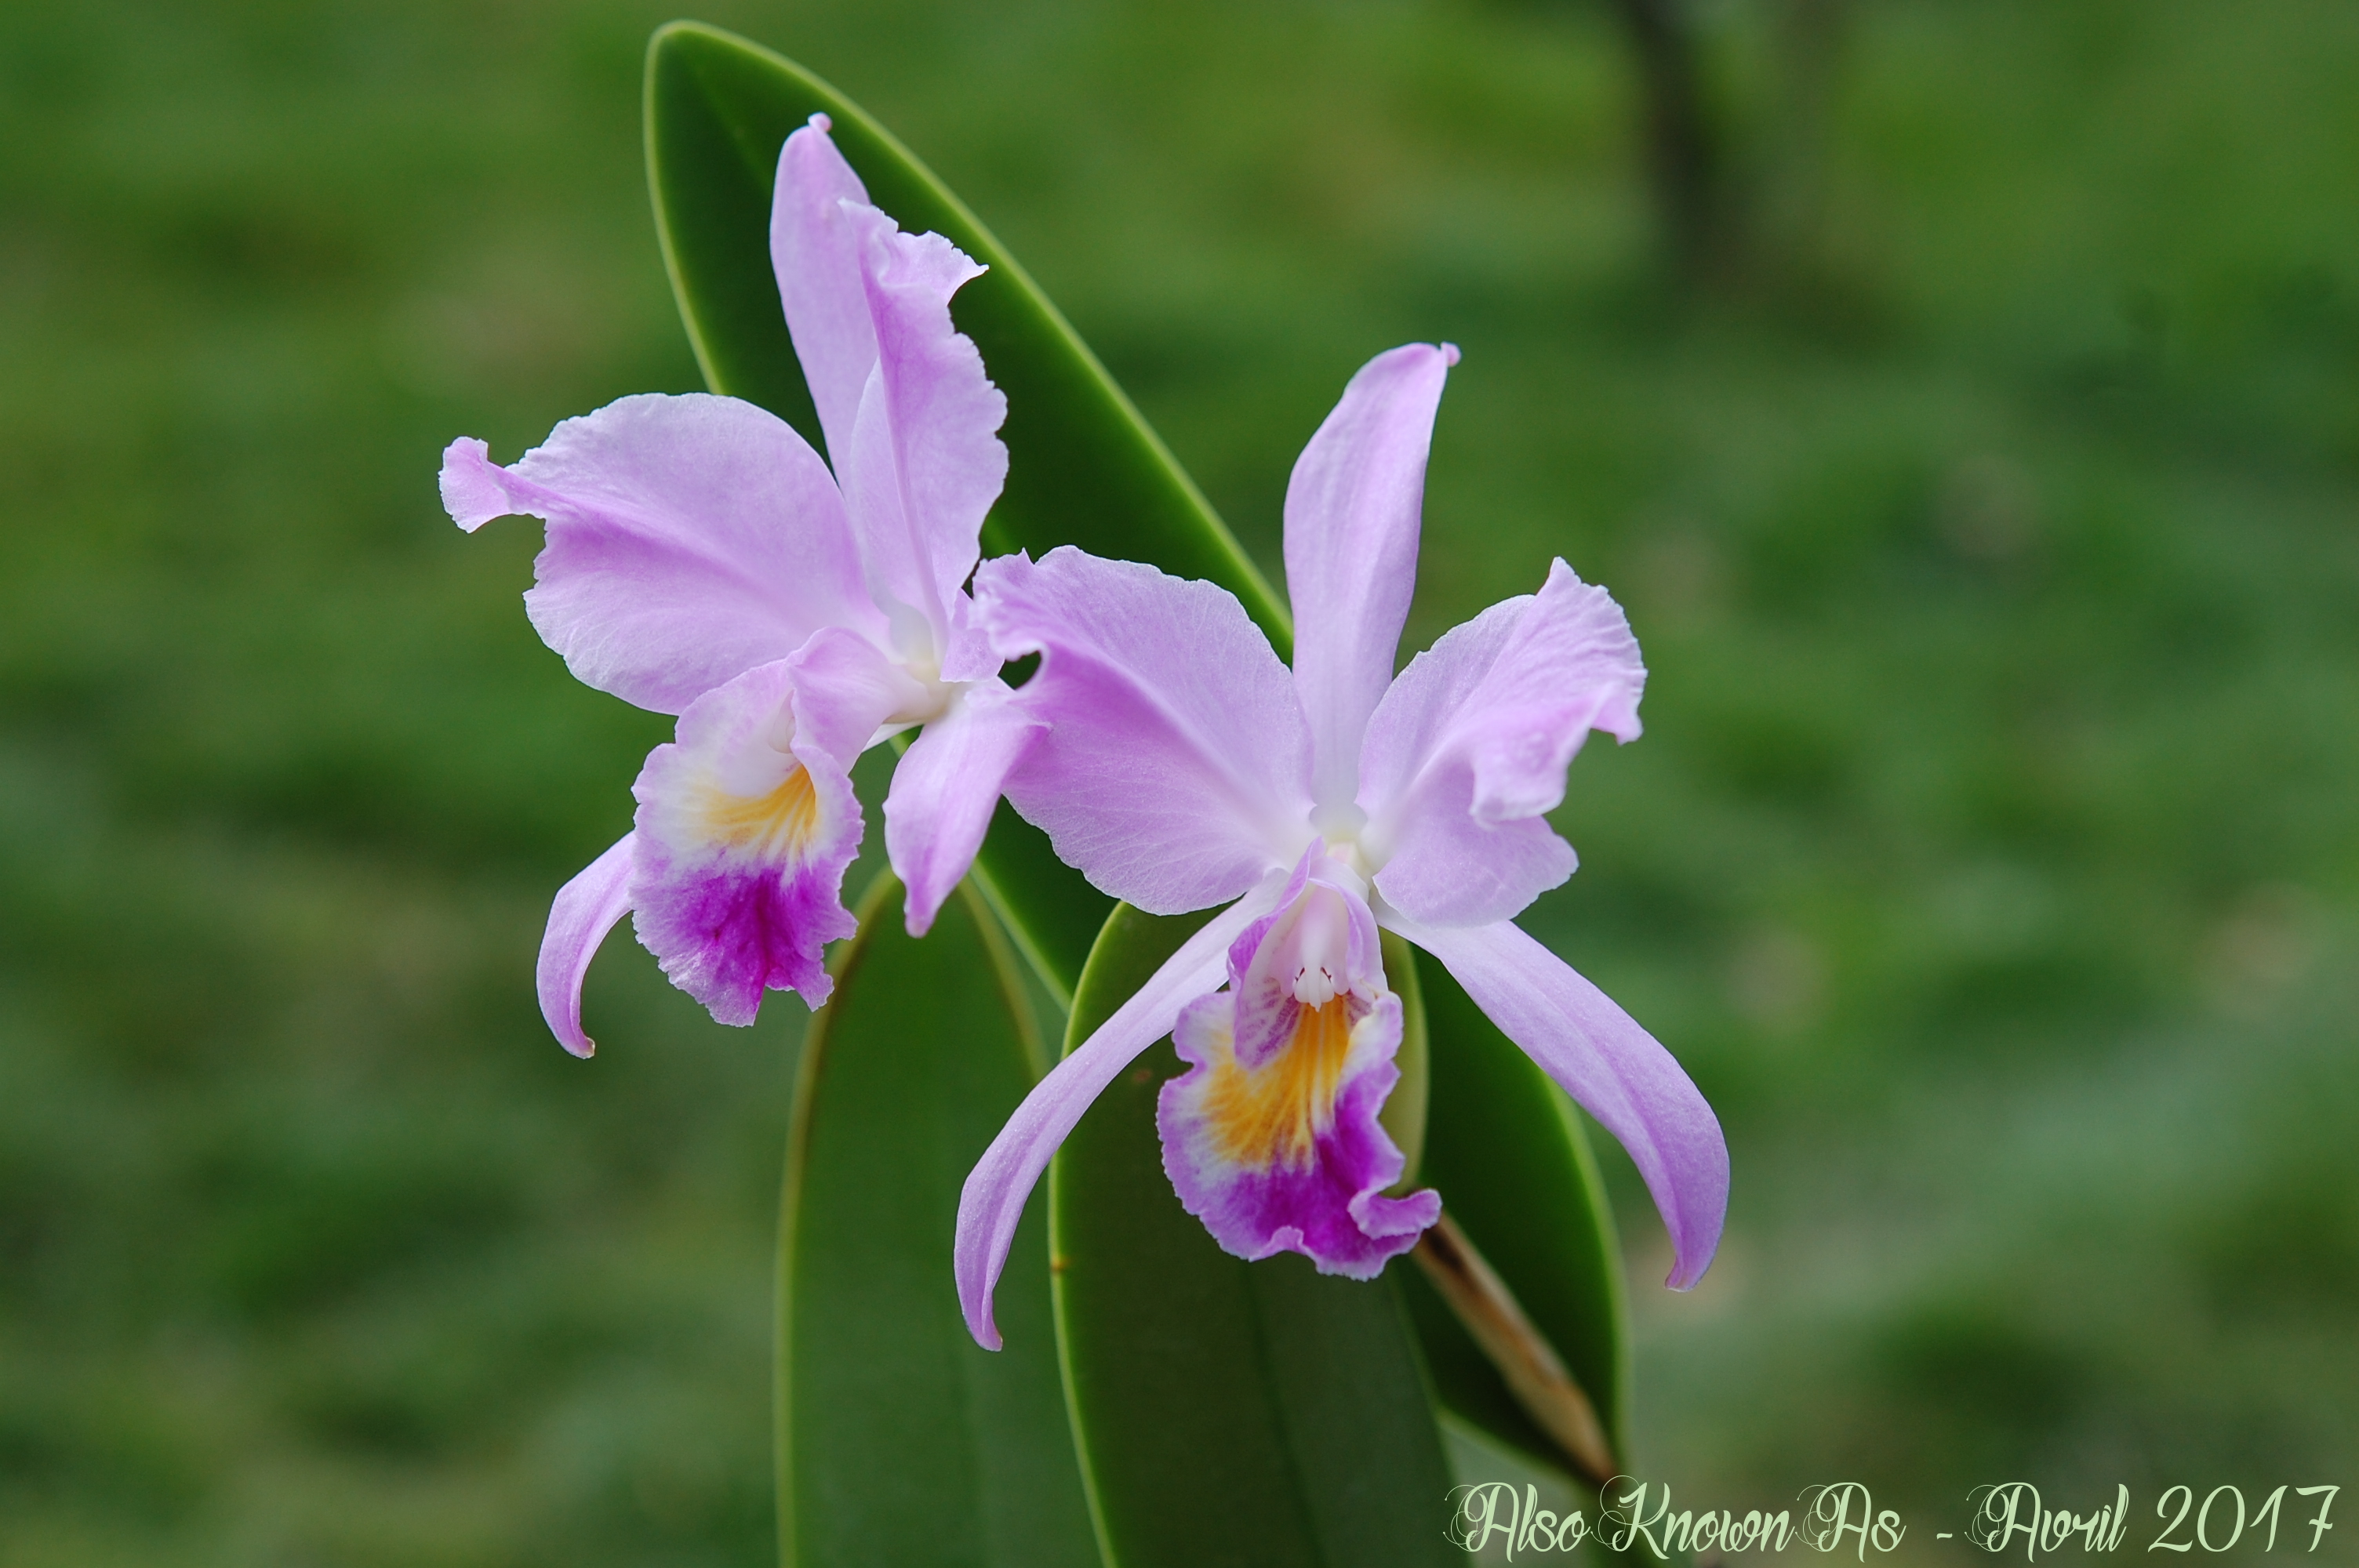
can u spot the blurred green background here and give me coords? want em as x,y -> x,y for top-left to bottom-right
3,0 -> 2354,1562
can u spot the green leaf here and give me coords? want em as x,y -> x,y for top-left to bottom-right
1376,931 -> 1429,1185
645,20 -> 1292,998
778,873 -> 1098,1568
1048,904 -> 1459,1568
1399,952 -> 1631,1477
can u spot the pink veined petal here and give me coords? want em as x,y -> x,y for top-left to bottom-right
1390,916 -> 1726,1290
438,395 -> 881,714
954,880 -> 1285,1349
630,656 -> 888,1023
776,118 -> 1004,662
1282,342 -> 1457,822
1363,557 -> 1644,816
438,437 -> 511,528
536,833 -> 635,1058
838,364 -> 936,633
852,207 -> 1007,637
1160,986 -> 1439,1278
1372,810 -> 1576,931
771,114 -> 878,468
1360,599 -> 1568,927
883,678 -> 1044,937
1361,559 -> 1645,927
972,547 -> 1314,913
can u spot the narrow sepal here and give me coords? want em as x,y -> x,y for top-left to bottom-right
536,833 -> 635,1058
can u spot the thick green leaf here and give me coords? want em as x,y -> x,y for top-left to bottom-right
1376,931 -> 1429,1185
1400,952 -> 1631,1476
1049,904 -> 1459,1568
778,873 -> 1097,1568
645,20 -> 1290,996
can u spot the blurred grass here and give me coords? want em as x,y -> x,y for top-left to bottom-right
1,0 -> 2354,1562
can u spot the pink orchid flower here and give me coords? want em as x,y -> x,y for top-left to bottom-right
438,116 -> 1038,1055
953,343 -> 1728,1348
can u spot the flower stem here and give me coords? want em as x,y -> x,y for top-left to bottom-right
1412,1210 -> 1616,1485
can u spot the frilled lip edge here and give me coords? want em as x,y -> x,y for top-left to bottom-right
1154,921 -> 1441,1279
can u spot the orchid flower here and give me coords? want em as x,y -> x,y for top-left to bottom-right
437,116 -> 1037,1055
953,343 -> 1728,1348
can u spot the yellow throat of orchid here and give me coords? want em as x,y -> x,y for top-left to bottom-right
699,764 -> 823,861
1199,996 -> 1357,1173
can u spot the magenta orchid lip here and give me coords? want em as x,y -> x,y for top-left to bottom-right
1158,842 -> 1442,1280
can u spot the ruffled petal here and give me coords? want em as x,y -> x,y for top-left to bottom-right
1161,942 -> 1437,1278
776,115 -> 1005,666
536,833 -> 635,1058
972,547 -> 1314,913
1370,787 -> 1576,931
1361,560 -> 1644,927
627,653 -> 894,1022
954,880 -> 1285,1348
849,206 -> 1007,641
1390,916 -> 1725,1290
838,363 -> 944,655
1281,342 -> 1456,821
883,679 -> 1043,937
438,395 -> 880,714
771,114 -> 878,468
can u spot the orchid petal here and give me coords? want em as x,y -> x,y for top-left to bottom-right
973,547 -> 1313,913
838,364 -> 936,636
1389,916 -> 1726,1290
884,680 -> 1044,937
776,115 -> 1005,663
1361,559 -> 1644,926
630,657 -> 880,1022
771,114 -> 878,467
954,881 -> 1283,1348
1160,986 -> 1439,1276
1283,342 -> 1456,822
438,396 -> 880,714
536,832 -> 635,1058
1372,769 -> 1576,931
935,590 -> 1002,685
852,207 -> 1008,632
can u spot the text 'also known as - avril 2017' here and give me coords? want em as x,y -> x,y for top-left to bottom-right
1447,1479 -> 2341,1559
